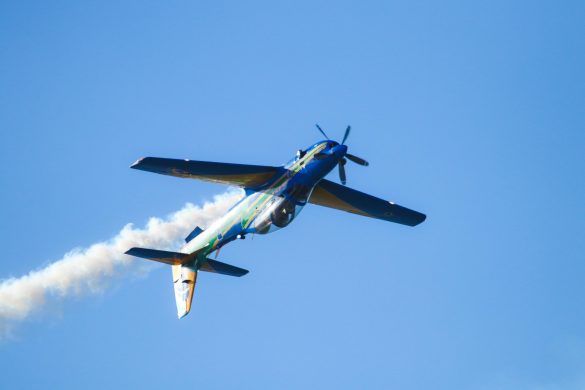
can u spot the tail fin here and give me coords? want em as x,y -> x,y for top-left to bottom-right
126,247 -> 197,318
172,264 -> 197,318
125,248 -> 248,319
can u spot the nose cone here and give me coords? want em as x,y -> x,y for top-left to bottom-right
331,144 -> 348,158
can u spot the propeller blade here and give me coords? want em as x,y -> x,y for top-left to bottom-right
341,125 -> 351,145
346,153 -> 369,166
338,159 -> 347,185
315,124 -> 329,140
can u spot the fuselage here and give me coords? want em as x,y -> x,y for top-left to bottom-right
181,140 -> 347,267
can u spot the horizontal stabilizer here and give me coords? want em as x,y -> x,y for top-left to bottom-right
199,259 -> 249,277
185,226 -> 204,243
125,247 -> 191,265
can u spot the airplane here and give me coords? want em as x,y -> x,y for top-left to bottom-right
125,125 -> 426,318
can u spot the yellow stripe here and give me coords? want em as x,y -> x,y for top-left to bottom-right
242,144 -> 326,228
213,144 -> 328,240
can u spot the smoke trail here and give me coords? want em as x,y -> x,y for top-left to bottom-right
0,190 -> 243,339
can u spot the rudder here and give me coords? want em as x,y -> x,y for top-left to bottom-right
172,264 -> 197,319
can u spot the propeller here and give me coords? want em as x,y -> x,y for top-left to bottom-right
339,158 -> 347,185
341,125 -> 351,145
315,124 -> 369,185
315,124 -> 329,140
346,153 -> 369,166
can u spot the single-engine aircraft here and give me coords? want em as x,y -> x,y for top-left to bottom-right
126,125 -> 426,318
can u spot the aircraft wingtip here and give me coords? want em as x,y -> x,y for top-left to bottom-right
130,158 -> 145,169
414,213 -> 427,226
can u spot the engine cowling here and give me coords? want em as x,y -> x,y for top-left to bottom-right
253,196 -> 303,234
270,198 -> 296,228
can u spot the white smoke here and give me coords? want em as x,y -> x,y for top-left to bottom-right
0,190 -> 243,339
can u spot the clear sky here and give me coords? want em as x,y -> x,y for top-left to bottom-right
1,0 -> 584,389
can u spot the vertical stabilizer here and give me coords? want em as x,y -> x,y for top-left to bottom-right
172,264 -> 197,318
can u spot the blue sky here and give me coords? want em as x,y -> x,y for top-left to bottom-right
1,0 -> 584,388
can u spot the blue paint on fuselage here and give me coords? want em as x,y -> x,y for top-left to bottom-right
184,140 -> 348,260
280,140 -> 342,194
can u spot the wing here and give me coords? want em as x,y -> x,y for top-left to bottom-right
131,157 -> 281,188
309,179 -> 426,226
